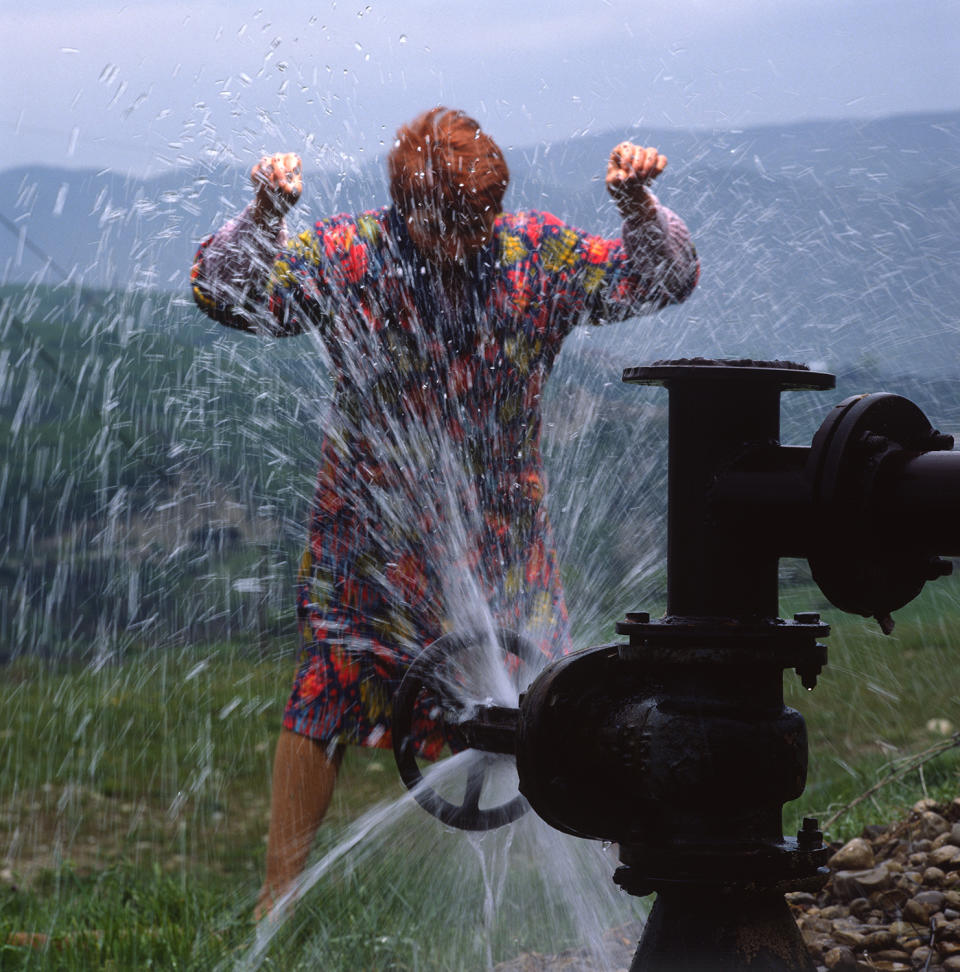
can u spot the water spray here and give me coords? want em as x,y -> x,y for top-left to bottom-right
393,357 -> 959,970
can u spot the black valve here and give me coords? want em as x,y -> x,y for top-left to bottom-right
391,358 -> 960,971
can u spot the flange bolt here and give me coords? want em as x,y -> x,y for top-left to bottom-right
927,432 -> 955,451
797,816 -> 823,851
795,664 -> 822,690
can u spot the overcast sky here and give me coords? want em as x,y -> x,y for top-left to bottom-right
4,0 -> 958,176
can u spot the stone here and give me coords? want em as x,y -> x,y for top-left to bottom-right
910,946 -> 934,969
786,891 -> 818,906
865,930 -> 896,950
950,823 -> 960,847
871,952 -> 912,966
805,933 -> 836,959
802,916 -> 835,934
943,955 -> 960,972
877,888 -> 911,912
930,844 -> 960,867
924,866 -> 947,886
821,905 -> 848,919
824,946 -> 858,970
833,927 -> 867,949
902,898 -> 929,923
915,889 -> 946,913
888,920 -> 924,938
831,837 -> 877,871
833,864 -> 893,900
914,798 -> 939,814
849,897 -> 872,919
918,812 -> 950,840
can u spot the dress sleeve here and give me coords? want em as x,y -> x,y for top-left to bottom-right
521,199 -> 699,332
190,203 -> 306,336
192,207 -> 377,337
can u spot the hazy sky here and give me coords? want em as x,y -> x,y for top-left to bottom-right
4,0 -> 958,175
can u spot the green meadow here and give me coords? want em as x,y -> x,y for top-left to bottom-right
1,583 -> 958,969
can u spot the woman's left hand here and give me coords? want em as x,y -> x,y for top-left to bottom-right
606,142 -> 667,217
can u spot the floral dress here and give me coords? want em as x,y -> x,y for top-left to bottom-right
192,201 -> 698,756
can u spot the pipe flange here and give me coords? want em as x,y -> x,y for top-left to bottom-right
623,358 -> 835,392
807,393 -> 953,631
616,616 -> 828,680
614,838 -> 831,897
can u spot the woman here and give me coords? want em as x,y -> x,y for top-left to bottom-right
191,107 -> 699,917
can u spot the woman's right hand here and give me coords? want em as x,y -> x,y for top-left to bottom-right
251,153 -> 303,222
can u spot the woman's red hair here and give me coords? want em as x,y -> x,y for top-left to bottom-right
387,107 -> 509,222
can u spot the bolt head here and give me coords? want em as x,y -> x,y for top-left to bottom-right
797,817 -> 823,850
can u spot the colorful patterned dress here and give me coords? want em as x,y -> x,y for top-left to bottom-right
192,201 -> 698,756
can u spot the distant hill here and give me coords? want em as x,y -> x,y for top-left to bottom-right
3,111 -> 959,376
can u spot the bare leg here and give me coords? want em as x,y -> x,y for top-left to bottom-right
255,728 -> 344,920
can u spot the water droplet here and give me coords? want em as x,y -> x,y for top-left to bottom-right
399,34 -> 407,44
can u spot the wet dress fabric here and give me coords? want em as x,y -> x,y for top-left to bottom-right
192,200 -> 698,757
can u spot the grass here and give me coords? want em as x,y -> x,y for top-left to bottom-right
1,575 -> 959,969
782,570 -> 960,838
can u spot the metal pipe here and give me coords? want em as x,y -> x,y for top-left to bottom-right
876,450 -> 960,555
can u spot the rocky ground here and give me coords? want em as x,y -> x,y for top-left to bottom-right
793,796 -> 960,971
496,797 -> 960,972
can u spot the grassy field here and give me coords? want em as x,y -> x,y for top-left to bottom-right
1,577 -> 959,970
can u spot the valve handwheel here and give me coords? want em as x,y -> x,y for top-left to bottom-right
392,627 -> 536,831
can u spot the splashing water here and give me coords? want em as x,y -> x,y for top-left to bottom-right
237,752 -> 638,971
3,74 -> 960,970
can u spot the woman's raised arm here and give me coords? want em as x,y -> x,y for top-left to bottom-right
191,153 -> 305,335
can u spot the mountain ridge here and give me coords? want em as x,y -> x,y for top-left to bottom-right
2,109 -> 959,373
